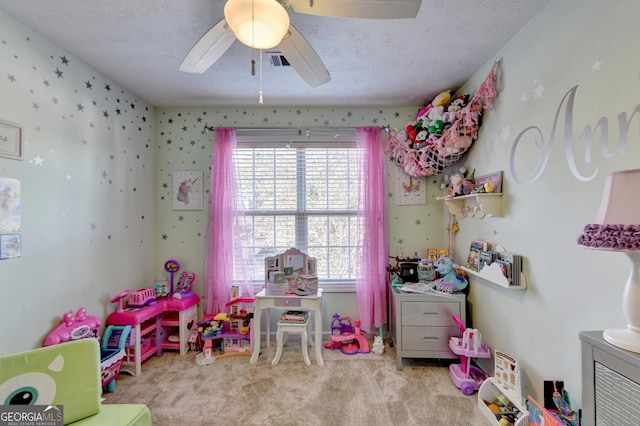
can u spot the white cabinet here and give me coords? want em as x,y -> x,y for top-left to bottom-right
581,330 -> 640,425
389,285 -> 466,370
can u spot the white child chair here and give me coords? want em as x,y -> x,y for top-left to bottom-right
272,314 -> 312,366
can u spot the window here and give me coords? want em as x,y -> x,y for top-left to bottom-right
234,140 -> 363,285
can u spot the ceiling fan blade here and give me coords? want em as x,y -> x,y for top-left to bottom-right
289,0 -> 422,19
277,25 -> 330,88
179,19 -> 236,73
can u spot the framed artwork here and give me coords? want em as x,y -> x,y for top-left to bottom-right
0,119 -> 23,160
0,176 -> 22,259
172,171 -> 204,210
475,171 -> 503,193
396,168 -> 426,205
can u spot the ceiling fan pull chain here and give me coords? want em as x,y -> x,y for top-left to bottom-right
259,49 -> 264,104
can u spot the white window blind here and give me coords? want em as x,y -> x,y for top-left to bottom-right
233,140 -> 363,284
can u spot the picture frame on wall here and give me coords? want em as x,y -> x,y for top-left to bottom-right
172,170 -> 204,210
0,119 -> 23,160
0,176 -> 22,259
396,167 -> 427,205
475,171 -> 503,193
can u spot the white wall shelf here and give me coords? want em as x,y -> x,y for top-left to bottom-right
444,193 -> 502,218
462,263 -> 527,290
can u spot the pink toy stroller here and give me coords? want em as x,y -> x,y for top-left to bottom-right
448,313 -> 491,395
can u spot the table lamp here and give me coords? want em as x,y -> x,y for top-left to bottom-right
577,168 -> 640,353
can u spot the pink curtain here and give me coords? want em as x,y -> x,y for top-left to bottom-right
356,126 -> 388,332
203,128 -> 250,314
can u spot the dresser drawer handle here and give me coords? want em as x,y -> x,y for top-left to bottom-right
422,336 -> 439,340
421,312 -> 438,315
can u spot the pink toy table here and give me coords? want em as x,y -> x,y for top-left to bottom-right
106,295 -> 200,376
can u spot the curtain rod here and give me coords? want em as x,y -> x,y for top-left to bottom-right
201,125 -> 390,134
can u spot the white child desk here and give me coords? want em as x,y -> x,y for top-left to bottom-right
250,288 -> 324,365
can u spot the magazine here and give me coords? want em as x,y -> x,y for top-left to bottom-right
279,310 -> 309,322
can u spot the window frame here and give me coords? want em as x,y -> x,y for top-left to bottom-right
234,136 -> 361,292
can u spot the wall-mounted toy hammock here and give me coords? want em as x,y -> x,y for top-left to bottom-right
386,61 -> 499,177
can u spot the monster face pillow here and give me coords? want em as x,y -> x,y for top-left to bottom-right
0,339 -> 101,424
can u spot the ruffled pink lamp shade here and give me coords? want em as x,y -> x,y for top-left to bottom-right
578,168 -> 640,352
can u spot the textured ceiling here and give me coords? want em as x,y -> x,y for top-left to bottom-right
0,0 -> 549,107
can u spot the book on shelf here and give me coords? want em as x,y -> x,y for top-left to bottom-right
466,244 -> 524,287
279,310 -> 309,322
499,252 -> 523,286
466,240 -> 487,271
478,250 -> 498,271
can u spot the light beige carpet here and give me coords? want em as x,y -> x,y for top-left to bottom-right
103,339 -> 490,425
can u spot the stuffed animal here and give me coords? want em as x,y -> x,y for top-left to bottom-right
432,89 -> 451,107
439,166 -> 468,197
414,130 -> 429,148
372,335 -> 384,355
442,96 -> 468,123
432,257 -> 468,293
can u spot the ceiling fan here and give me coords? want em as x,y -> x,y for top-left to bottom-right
179,0 -> 422,88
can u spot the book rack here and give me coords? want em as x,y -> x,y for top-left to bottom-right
462,264 -> 527,290
464,243 -> 527,290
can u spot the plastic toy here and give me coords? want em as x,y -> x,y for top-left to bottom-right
100,325 -> 132,392
324,313 -> 370,355
196,286 -> 254,365
43,307 -> 101,346
127,288 -> 157,308
173,270 -> 196,299
164,259 -> 180,294
43,308 -> 131,393
448,313 -> 491,395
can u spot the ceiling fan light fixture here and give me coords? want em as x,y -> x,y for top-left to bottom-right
224,0 -> 290,50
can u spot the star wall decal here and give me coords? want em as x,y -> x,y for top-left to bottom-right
500,126 -> 511,142
591,60 -> 602,72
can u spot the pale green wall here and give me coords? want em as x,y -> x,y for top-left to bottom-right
0,9 -> 444,354
450,0 -> 640,407
0,11 -> 156,354
153,107 -> 445,328
2,0 -> 638,412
